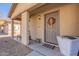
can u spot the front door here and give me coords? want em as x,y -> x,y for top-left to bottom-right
45,11 -> 59,45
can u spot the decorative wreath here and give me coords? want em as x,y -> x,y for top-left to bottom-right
47,17 -> 55,26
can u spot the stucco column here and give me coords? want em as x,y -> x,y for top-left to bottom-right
21,11 -> 29,45
11,19 -> 14,38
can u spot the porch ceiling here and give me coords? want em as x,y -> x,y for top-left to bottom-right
12,14 -> 21,21
29,3 -> 68,16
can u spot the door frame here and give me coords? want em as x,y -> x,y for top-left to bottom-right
44,10 -> 60,44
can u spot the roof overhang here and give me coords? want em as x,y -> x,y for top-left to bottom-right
8,3 -> 17,18
8,3 -> 46,19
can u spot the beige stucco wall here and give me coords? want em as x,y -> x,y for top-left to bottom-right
8,23 -> 11,35
3,24 -> 8,34
30,4 -> 79,42
60,4 -> 79,36
30,14 -> 44,41
29,16 -> 37,40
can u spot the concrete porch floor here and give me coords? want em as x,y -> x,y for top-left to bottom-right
0,32 -> 11,38
14,36 -> 63,56
27,42 -> 63,56
10,36 -> 63,56
0,32 -> 7,35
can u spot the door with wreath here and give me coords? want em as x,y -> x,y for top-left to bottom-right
45,11 -> 59,45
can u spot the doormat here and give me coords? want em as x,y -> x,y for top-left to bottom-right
42,43 -> 55,49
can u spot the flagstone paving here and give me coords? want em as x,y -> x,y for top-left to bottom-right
0,37 -> 32,56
